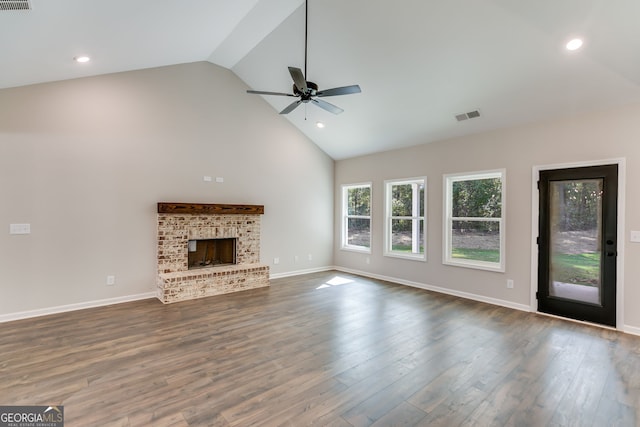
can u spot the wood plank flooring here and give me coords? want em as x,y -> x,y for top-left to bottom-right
1,271 -> 640,426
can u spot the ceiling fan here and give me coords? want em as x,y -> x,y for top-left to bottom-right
246,0 -> 361,115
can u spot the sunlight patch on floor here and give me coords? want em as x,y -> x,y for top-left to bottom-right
316,276 -> 355,289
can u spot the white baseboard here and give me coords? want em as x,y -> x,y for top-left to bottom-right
0,266 -> 333,322
7,270 -> 638,336
335,267 -> 640,336
334,266 -> 532,312
622,325 -> 640,336
0,292 -> 157,323
270,266 -> 334,280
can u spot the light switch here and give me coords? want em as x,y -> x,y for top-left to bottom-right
215,177 -> 224,183
203,176 -> 212,182
631,231 -> 640,243
10,224 -> 30,235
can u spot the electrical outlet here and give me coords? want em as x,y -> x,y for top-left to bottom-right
106,275 -> 116,286
507,279 -> 514,289
273,257 -> 280,265
294,255 -> 299,263
308,254 -> 313,261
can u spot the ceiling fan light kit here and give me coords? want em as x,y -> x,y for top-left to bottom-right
246,0 -> 361,115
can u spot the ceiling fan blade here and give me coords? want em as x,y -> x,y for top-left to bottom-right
247,90 -> 296,97
311,98 -> 344,115
288,67 -> 308,93
316,85 -> 362,97
280,99 -> 303,114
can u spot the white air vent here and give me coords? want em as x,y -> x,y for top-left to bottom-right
455,109 -> 481,122
0,0 -> 31,11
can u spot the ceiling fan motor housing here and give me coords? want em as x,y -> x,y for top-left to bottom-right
294,81 -> 318,101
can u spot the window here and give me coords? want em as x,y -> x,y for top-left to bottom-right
444,170 -> 505,271
384,178 -> 426,260
342,183 -> 371,252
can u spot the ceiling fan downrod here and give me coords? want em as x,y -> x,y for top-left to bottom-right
304,0 -> 308,80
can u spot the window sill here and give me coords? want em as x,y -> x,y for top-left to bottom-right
443,258 -> 505,273
341,245 -> 372,254
384,252 -> 426,262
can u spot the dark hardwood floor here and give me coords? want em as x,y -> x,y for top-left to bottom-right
1,271 -> 639,426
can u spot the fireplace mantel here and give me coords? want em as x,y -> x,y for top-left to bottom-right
157,203 -> 264,215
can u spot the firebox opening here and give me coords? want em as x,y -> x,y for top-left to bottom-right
188,238 -> 236,270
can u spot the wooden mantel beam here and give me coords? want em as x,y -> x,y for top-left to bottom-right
157,203 -> 264,215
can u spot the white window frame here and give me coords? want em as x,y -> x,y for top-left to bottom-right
384,177 -> 427,261
443,169 -> 506,272
341,183 -> 372,253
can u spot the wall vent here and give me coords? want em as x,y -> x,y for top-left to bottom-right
0,0 -> 31,11
455,109 -> 481,122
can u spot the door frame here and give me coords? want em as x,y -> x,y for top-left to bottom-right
530,158 -> 626,329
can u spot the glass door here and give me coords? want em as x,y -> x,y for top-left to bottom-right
537,165 -> 617,326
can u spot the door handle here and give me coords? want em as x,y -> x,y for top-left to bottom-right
607,252 -> 616,257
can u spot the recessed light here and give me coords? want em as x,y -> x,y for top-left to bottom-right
565,38 -> 583,51
316,121 -> 325,129
74,56 -> 91,63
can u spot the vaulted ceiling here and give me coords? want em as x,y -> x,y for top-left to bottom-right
2,0 -> 640,159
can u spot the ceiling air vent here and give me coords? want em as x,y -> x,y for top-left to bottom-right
455,109 -> 481,122
0,0 -> 31,11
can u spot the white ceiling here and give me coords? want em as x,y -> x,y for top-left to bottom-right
2,0 -> 640,160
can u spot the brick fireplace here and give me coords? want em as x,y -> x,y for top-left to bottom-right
156,203 -> 270,304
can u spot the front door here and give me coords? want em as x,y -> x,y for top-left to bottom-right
537,164 -> 618,326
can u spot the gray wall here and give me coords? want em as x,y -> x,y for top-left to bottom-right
3,58 -> 639,333
334,104 -> 640,331
0,61 -> 334,318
